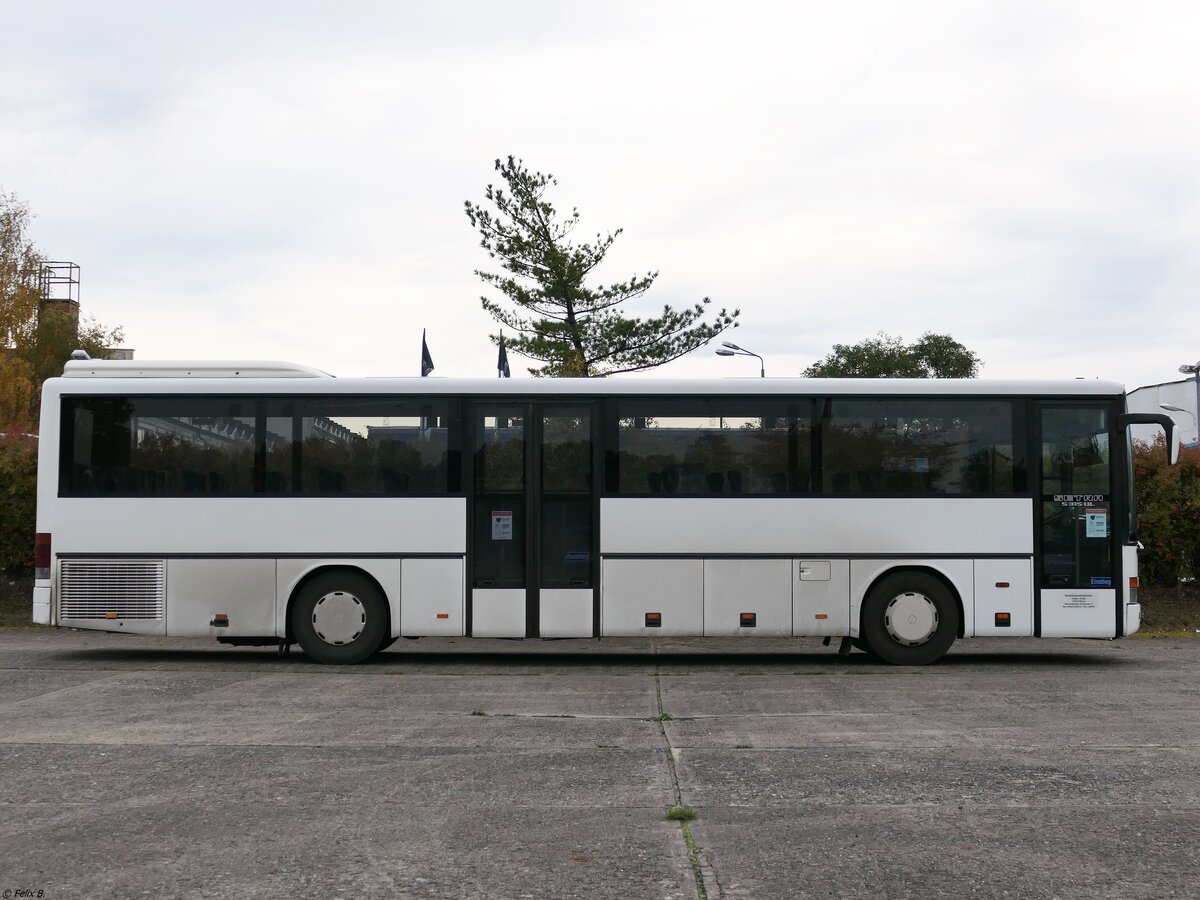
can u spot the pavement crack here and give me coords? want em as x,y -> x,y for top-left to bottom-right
654,645 -> 718,900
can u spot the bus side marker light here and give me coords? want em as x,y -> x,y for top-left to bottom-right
1129,577 -> 1139,589
995,582 -> 1010,588
814,613 -> 828,620
209,614 -> 229,627
740,613 -> 756,627
995,613 -> 1011,627
436,613 -> 449,619
645,613 -> 662,627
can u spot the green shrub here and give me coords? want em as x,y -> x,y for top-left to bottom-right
1134,437 -> 1200,586
0,431 -> 38,573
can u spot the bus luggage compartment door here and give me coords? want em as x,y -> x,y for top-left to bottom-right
793,559 -> 850,637
601,558 -> 703,636
703,559 -> 791,636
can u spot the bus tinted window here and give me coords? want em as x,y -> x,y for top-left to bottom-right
822,399 -> 1016,494
63,396 -> 455,496
64,397 -> 256,495
615,399 -> 811,494
269,398 -> 453,495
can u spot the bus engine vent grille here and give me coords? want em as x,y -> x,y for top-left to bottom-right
60,559 -> 166,620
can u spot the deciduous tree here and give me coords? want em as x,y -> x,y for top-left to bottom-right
803,332 -> 980,378
0,191 -> 122,428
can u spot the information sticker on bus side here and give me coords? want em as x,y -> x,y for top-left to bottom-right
1085,509 -> 1107,538
491,512 -> 513,541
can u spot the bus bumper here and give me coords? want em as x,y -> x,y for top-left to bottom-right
1125,602 -> 1141,637
32,583 -> 50,625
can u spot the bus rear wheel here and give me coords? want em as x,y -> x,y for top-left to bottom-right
291,572 -> 389,665
860,572 -> 958,666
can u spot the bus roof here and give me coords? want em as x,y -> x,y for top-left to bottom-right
51,359 -> 1126,397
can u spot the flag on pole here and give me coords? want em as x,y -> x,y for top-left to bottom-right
421,329 -> 434,377
497,334 -> 511,378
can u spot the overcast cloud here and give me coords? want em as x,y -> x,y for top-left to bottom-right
3,1 -> 1198,388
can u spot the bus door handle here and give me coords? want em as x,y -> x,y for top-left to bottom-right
570,579 -> 588,587
479,579 -> 495,587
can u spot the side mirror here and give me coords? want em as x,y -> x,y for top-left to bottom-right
1118,412 -> 1179,465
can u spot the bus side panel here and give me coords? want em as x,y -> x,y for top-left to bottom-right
1040,589 -> 1117,638
276,559 -> 403,638
601,558 -> 704,636
32,584 -> 51,625
849,559 -> 975,638
400,558 -> 464,637
34,381 -> 65,625
973,559 -> 1034,637
703,558 -> 792,636
600,498 -> 1033,556
1123,542 -> 1141,636
793,559 -> 850,637
48,497 -> 466,556
166,558 -> 276,637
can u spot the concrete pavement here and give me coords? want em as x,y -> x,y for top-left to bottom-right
0,631 -> 1197,898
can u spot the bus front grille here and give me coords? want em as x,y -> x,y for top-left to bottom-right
60,559 -> 166,620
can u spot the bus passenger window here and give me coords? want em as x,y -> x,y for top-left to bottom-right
615,399 -> 811,495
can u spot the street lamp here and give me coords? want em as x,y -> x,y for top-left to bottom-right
1179,361 -> 1200,444
1161,404 -> 1195,445
715,341 -> 765,377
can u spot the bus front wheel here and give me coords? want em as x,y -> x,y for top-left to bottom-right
291,572 -> 389,665
860,572 -> 958,666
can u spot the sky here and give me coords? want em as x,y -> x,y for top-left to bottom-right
2,1 -> 1199,390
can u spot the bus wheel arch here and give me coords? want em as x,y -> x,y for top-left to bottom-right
858,566 -> 962,665
286,566 -> 391,664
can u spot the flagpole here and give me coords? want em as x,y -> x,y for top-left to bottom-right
421,329 -> 434,378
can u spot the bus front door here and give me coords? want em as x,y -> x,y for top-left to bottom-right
1036,403 -> 1118,637
469,403 -> 597,638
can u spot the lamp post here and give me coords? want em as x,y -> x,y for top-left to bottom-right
715,341 -> 765,377
1179,361 -> 1200,445
1161,404 -> 1195,446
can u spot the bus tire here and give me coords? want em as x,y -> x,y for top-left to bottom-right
860,572 -> 958,666
850,636 -> 875,655
291,572 -> 389,665
371,636 -> 399,658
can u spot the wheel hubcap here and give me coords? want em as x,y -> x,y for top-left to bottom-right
311,591 -> 366,645
884,591 -> 939,645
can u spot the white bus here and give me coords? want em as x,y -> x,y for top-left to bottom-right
32,358 -> 1176,665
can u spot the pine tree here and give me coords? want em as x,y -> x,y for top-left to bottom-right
465,156 -> 738,377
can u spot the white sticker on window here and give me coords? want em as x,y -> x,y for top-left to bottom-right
491,511 -> 513,541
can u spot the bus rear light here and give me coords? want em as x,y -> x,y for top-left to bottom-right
34,533 -> 51,579
1129,577 -> 1139,589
